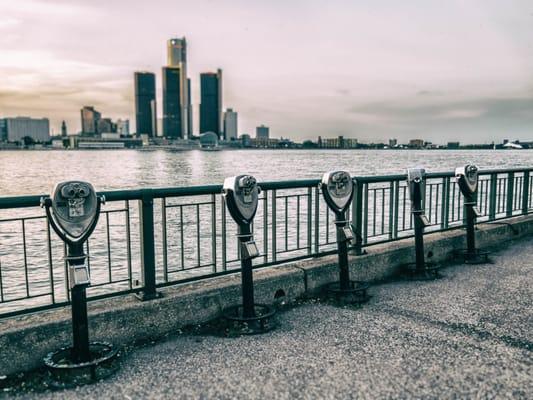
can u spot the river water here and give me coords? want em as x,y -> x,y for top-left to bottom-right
0,149 -> 531,315
1,149 -> 532,196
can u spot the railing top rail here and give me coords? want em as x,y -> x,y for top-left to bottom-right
1,166 -> 531,210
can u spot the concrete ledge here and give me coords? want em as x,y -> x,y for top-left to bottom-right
1,214 -> 532,376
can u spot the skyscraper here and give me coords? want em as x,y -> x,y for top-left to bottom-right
200,69 -> 223,137
80,106 -> 101,135
162,66 -> 182,138
167,38 -> 191,138
223,108 -> 238,140
134,72 -> 156,137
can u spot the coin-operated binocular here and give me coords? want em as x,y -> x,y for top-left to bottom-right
41,181 -> 118,384
222,175 -> 275,334
404,168 -> 441,279
455,164 -> 489,264
321,171 -> 369,304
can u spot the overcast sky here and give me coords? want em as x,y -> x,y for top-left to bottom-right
0,0 -> 532,143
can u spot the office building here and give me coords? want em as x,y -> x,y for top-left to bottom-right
223,108 -> 238,140
409,139 -> 424,148
0,119 -> 7,141
97,118 -> 115,134
134,72 -> 156,137
116,119 -> 130,136
200,69 -> 222,137
61,121 -> 67,137
1,117 -> 50,142
167,38 -> 191,137
80,106 -> 101,135
162,66 -> 182,138
256,125 -> 269,139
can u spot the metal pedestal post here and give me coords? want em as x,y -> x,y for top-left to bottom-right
239,224 -> 256,319
403,210 -> 441,280
68,243 -> 91,363
44,242 -> 119,386
223,224 -> 276,335
326,212 -> 369,304
456,203 -> 489,264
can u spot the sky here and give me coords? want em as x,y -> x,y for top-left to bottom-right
0,0 -> 532,143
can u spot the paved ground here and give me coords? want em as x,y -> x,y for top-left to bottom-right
4,237 -> 533,399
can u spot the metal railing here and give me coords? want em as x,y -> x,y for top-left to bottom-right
0,167 -> 531,318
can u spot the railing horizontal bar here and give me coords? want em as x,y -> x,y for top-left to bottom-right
2,168 -> 532,209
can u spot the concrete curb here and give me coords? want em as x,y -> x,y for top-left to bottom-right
1,214 -> 531,376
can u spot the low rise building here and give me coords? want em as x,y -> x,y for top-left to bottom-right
0,117 -> 50,142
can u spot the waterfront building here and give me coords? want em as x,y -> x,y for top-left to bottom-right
134,72 -> 156,137
0,119 -> 7,141
167,38 -> 191,137
256,125 -> 269,139
223,108 -> 238,140
241,133 -> 252,147
1,117 -> 50,142
61,121 -> 67,137
447,141 -> 460,149
116,119 -> 130,136
199,132 -> 219,149
409,139 -> 424,148
389,138 -> 397,147
80,106 -> 101,135
200,69 -> 223,137
162,66 -> 183,138
97,118 -> 116,134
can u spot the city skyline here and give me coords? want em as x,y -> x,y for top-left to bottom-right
0,0 -> 532,142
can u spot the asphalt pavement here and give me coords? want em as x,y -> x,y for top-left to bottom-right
4,237 -> 532,399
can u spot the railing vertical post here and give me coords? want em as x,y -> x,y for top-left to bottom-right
488,173 -> 497,220
353,179 -> 364,255
211,194 -> 217,273
388,181 -> 394,240
441,177 -> 449,229
307,187 -> 312,254
522,171 -> 530,215
263,190 -> 268,263
221,196 -> 227,271
363,183 -> 368,245
393,180 -> 400,239
506,172 -> 515,217
136,189 -> 160,301
271,190 -> 277,262
161,198 -> 168,282
314,186 -> 320,254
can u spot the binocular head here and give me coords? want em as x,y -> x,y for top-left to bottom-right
321,171 -> 354,215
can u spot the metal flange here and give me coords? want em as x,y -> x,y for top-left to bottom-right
325,280 -> 370,305
454,249 -> 490,265
223,304 -> 277,335
44,341 -> 119,388
402,262 -> 443,280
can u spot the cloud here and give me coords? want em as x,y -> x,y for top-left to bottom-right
0,0 -> 532,142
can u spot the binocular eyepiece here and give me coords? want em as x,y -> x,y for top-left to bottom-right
60,183 -> 91,199
237,176 -> 257,191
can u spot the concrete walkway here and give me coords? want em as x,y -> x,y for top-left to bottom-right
5,237 -> 533,399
